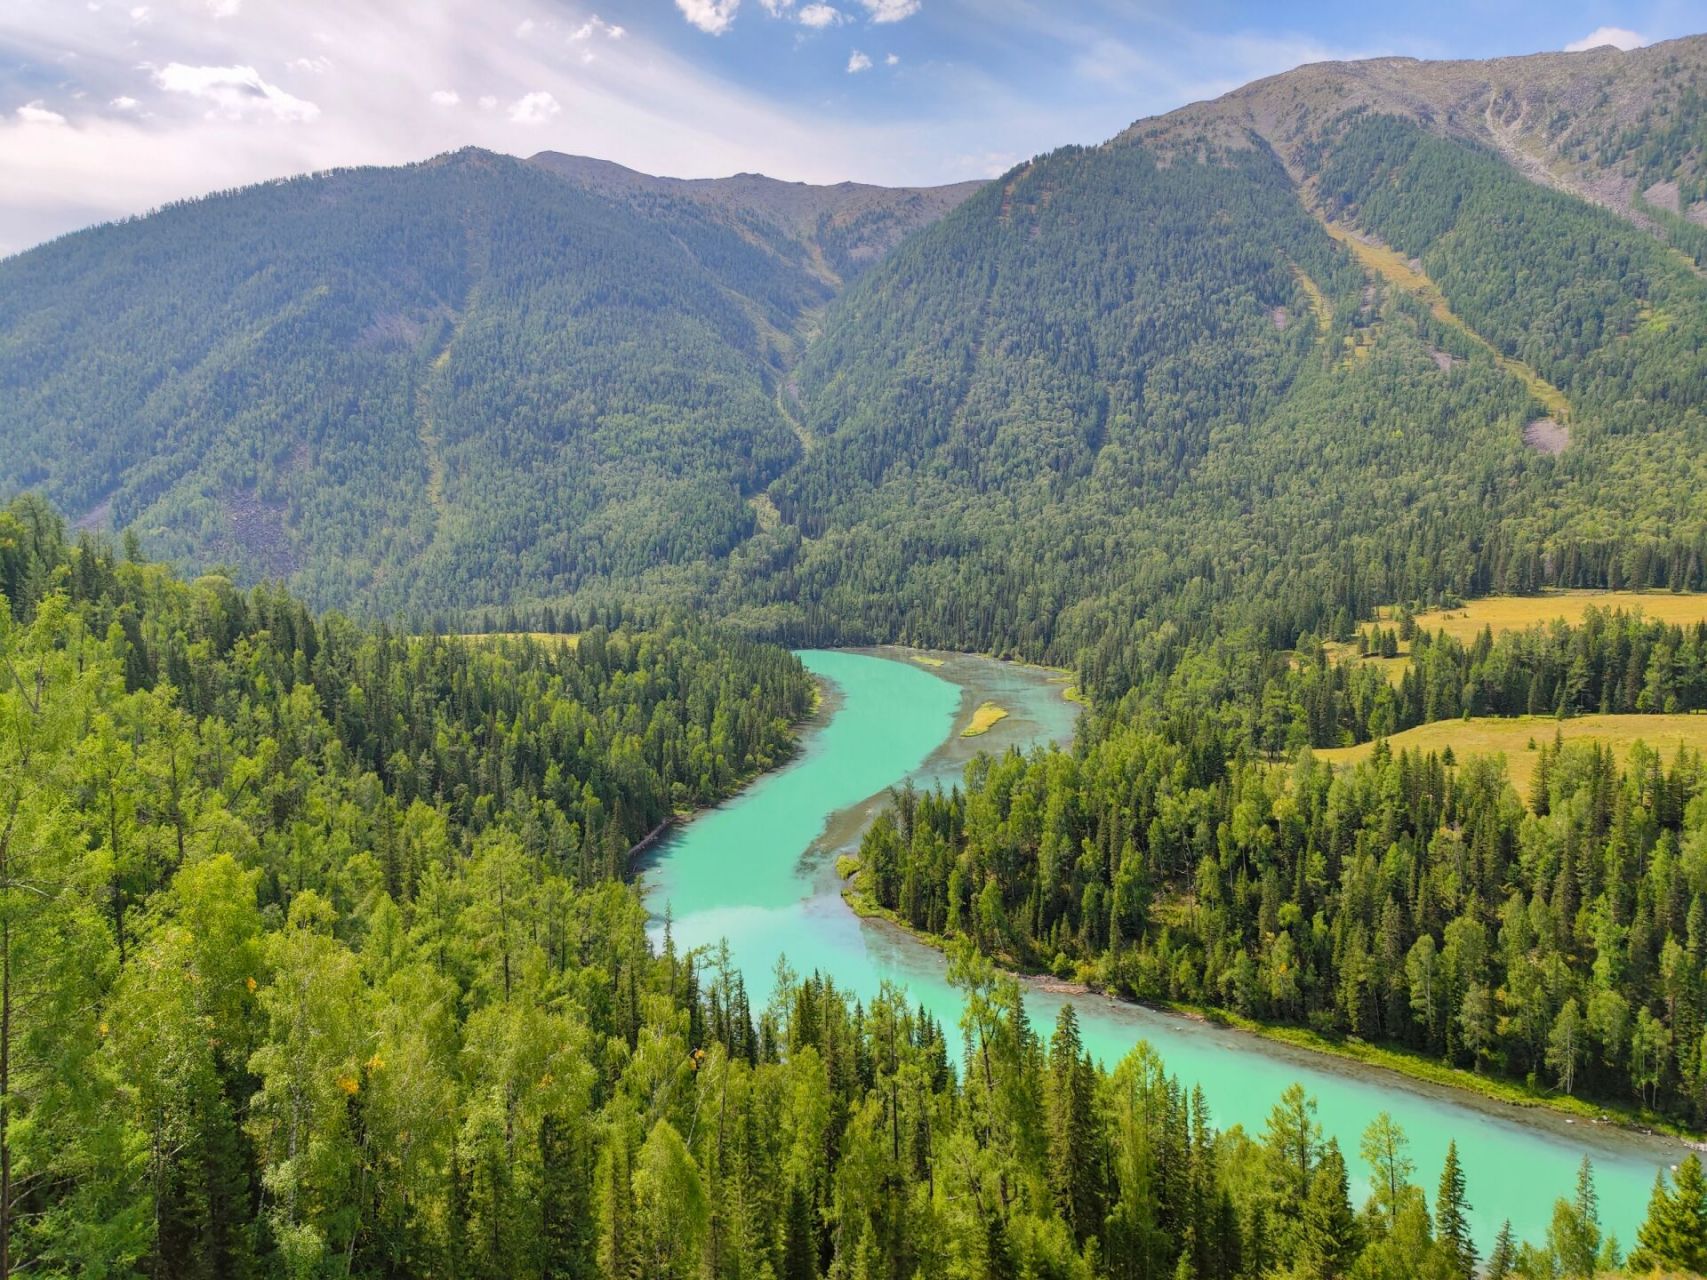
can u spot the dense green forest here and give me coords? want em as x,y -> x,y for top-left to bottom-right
6,494 -> 1707,1277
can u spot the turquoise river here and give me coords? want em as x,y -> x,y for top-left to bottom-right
641,648 -> 1689,1253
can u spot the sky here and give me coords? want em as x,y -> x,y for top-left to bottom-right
1,0 -> 1700,257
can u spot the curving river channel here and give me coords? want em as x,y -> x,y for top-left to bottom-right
641,648 -> 1687,1253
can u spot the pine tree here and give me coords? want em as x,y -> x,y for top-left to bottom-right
539,1113 -> 595,1280
1300,1138 -> 1358,1278
1434,1140 -> 1475,1279
1628,1154 -> 1707,1275
1485,1220 -> 1517,1280
1046,1004 -> 1104,1243
782,1182 -> 818,1280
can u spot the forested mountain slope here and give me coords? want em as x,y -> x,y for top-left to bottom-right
750,36 -> 1707,678
0,149 -> 975,617
1,37 -> 1706,670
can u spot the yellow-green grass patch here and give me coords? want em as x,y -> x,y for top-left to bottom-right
747,493 -> 781,532
1314,713 -> 1707,797
1319,591 -> 1707,683
1334,653 -> 1412,687
456,632 -> 582,649
961,701 -> 1010,737
1290,264 -> 1332,335
1394,591 -> 1707,645
910,654 -> 946,668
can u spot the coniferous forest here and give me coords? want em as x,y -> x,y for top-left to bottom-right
5,26 -> 1707,1280
6,494 -> 1707,1280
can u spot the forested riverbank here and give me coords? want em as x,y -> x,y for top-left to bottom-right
843,870 -> 1702,1145
852,613 -> 1707,1138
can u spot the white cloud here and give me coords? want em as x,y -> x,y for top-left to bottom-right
514,18 -> 535,38
16,100 -> 69,126
952,149 -> 1018,178
885,52 -> 899,66
0,0 -> 1252,259
430,89 -> 460,107
153,63 -> 320,122
507,90 -> 560,124
675,0 -> 739,35
758,0 -> 792,12
1563,27 -> 1647,53
857,0 -> 919,22
206,0 -> 241,16
129,6 -> 151,22
287,55 -> 333,74
846,50 -> 871,72
109,95 -> 140,110
798,4 -> 842,28
571,16 -> 625,40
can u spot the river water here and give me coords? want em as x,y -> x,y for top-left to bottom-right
641,648 -> 1684,1252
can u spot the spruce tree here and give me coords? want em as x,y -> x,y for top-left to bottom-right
1300,1138 -> 1358,1277
1628,1154 -> 1707,1275
1485,1220 -> 1517,1280
539,1113 -> 595,1280
1434,1140 -> 1476,1280
782,1182 -> 818,1280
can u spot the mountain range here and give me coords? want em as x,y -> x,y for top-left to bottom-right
2,34 -> 1705,670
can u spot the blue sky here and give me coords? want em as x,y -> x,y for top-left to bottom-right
0,0 -> 1699,255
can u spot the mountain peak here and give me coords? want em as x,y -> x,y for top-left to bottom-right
1125,33 -> 1707,224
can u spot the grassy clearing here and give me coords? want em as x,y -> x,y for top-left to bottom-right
961,701 -> 1010,737
1315,713 -> 1707,795
1320,590 -> 1707,686
458,632 -> 582,649
1398,590 -> 1707,644
1290,264 -> 1332,335
1321,650 -> 1411,687
747,493 -> 781,532
909,654 -> 946,668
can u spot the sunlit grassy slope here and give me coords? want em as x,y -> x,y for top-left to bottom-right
1399,591 -> 1707,643
1326,592 -> 1707,686
1315,713 -> 1707,796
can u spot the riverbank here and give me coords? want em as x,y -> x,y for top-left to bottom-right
646,646 -> 1677,1248
638,660 -> 838,855
839,867 -> 1704,1147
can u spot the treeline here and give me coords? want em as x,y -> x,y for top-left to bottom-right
860,724 -> 1707,1125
